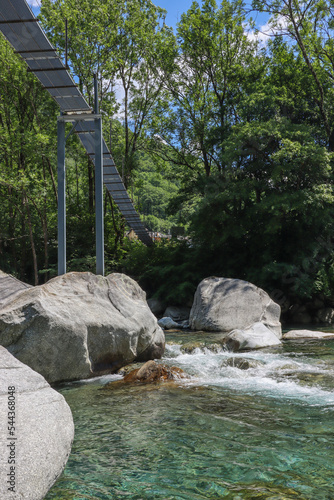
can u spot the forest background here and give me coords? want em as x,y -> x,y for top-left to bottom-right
2,0 -> 334,316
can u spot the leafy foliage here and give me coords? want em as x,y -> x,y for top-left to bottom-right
2,0 -> 334,310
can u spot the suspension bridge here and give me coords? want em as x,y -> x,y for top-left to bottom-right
0,0 -> 152,276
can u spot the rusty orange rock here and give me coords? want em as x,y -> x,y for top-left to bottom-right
123,360 -> 186,383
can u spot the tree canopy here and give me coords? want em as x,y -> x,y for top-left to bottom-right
1,0 -> 334,311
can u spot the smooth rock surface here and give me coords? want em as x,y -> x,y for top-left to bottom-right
0,271 -> 32,308
0,272 -> 165,383
0,346 -> 74,500
190,277 -> 282,337
225,322 -> 282,351
283,329 -> 334,340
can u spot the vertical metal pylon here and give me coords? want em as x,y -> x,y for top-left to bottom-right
57,114 -> 66,276
57,75 -> 104,276
94,73 -> 104,276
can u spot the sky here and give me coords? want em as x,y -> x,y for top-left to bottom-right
155,0 -> 194,26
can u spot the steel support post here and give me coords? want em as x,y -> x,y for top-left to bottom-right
57,116 -> 66,275
94,115 -> 104,276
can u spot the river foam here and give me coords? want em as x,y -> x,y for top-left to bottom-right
164,342 -> 334,407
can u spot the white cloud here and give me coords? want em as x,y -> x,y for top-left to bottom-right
28,0 -> 41,7
244,16 -> 290,45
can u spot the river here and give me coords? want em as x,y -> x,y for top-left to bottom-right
45,330 -> 334,499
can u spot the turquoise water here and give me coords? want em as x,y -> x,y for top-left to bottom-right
46,333 -> 334,499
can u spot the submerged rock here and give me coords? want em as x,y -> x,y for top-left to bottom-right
0,272 -> 165,383
283,329 -> 334,340
118,360 -> 186,384
224,357 -> 265,370
189,277 -> 282,337
0,346 -> 74,500
225,322 -> 282,351
181,342 -> 222,354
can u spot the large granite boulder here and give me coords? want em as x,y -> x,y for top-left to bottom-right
0,272 -> 165,383
189,277 -> 282,337
0,346 -> 74,500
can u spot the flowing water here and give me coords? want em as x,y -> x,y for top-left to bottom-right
46,331 -> 334,500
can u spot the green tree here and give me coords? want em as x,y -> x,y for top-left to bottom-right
0,35 -> 59,283
40,0 -> 171,187
253,0 -> 334,149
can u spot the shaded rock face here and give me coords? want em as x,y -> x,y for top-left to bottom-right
0,346 -> 74,500
0,272 -> 165,383
0,270 -> 32,308
224,322 -> 282,352
316,307 -> 334,324
163,306 -> 191,322
147,298 -> 165,317
189,277 -> 282,337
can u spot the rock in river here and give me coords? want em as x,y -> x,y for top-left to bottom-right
283,329 -> 334,340
0,346 -> 74,500
158,316 -> 181,330
0,272 -> 165,383
225,322 -> 282,351
189,277 -> 282,337
122,360 -> 186,383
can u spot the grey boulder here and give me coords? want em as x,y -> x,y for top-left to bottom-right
0,272 -> 165,383
0,270 -> 32,308
283,329 -> 334,340
0,346 -> 74,500
190,277 -> 282,337
225,322 -> 282,351
147,297 -> 165,317
316,307 -> 334,324
163,306 -> 191,322
158,317 -> 180,330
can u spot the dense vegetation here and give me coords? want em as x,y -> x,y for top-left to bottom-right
1,0 -> 334,311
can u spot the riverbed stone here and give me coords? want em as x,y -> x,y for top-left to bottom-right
224,322 -> 282,351
0,272 -> 165,383
158,316 -> 180,330
189,277 -> 282,337
224,357 -> 265,370
122,360 -> 187,383
283,329 -> 334,340
0,346 -> 74,500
